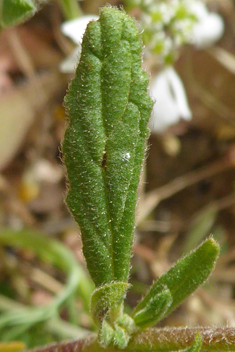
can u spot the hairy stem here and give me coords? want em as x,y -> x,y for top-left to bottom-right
30,327 -> 235,352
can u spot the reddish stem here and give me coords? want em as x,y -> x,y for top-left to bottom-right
30,327 -> 235,352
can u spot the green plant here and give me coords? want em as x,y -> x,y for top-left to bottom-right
1,3 -> 235,352
58,6 -> 235,352
0,229 -> 94,346
0,0 -> 82,28
0,0 -> 37,27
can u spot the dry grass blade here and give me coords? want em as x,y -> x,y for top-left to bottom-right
137,157 -> 233,224
208,47 -> 235,75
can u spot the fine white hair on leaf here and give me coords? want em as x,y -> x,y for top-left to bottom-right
60,15 -> 99,73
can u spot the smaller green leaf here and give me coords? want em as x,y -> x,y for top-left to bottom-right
133,288 -> 172,328
99,313 -> 136,348
115,314 -> 136,335
132,238 -> 219,322
113,325 -> 130,350
0,0 -> 36,27
90,282 -> 130,327
183,332 -> 202,352
99,320 -> 114,347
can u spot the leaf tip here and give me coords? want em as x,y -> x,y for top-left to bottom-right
204,236 -> 220,259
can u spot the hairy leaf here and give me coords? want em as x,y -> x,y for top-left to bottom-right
0,0 -> 36,27
115,314 -> 136,335
133,288 -> 172,328
113,325 -> 130,350
63,7 -> 153,287
99,320 -> 114,347
132,238 -> 219,321
90,282 -> 130,327
100,309 -> 137,349
183,333 -> 202,352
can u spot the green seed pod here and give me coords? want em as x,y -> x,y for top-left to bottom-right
63,7 -> 153,287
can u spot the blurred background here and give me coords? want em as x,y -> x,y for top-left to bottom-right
1,0 -> 235,349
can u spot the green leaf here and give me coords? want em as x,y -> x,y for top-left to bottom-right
112,315 -> 137,349
115,314 -> 136,335
113,325 -> 130,350
132,238 -> 219,322
90,282 -> 130,327
133,288 -> 172,328
58,0 -> 83,20
63,7 -> 153,287
99,320 -> 114,347
183,207 -> 217,253
0,228 -> 93,340
183,333 -> 202,352
98,306 -> 136,349
0,0 -> 36,27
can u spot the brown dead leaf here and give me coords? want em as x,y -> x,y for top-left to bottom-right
0,70 -> 67,171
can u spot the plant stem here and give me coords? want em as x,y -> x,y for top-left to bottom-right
59,0 -> 83,20
109,303 -> 123,327
30,327 -> 235,352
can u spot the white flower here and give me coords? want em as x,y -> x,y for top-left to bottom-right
149,66 -> 192,133
138,0 -> 224,62
60,15 -> 98,73
191,1 -> 224,48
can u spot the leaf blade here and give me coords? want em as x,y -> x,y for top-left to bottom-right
1,0 -> 36,27
183,333 -> 202,352
63,7 -> 153,287
132,238 -> 219,322
133,288 -> 172,328
90,282 -> 130,327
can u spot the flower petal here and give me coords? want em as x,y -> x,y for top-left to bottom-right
191,1 -> 224,49
193,13 -> 224,48
166,67 -> 192,120
149,67 -> 192,133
